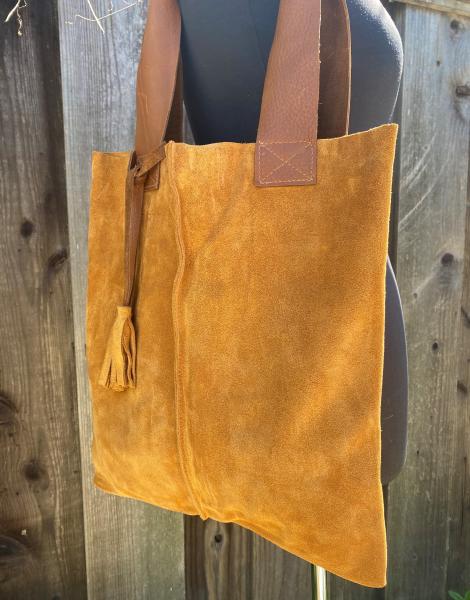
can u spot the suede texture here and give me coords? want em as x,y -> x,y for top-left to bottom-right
87,123 -> 398,587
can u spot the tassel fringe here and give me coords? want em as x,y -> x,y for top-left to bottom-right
98,306 -> 136,391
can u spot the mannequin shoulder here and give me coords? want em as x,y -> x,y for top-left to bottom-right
347,0 -> 403,72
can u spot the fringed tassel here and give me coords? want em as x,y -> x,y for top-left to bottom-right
98,306 -> 136,391
97,145 -> 166,392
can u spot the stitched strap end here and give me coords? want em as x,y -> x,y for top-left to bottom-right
255,141 -> 317,187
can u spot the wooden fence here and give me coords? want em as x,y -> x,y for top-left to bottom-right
0,0 -> 469,598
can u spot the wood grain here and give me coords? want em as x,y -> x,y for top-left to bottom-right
185,517 -> 312,600
386,6 -> 470,599
0,4 -> 87,598
390,0 -> 470,19
57,1 -> 185,598
446,132 -> 470,595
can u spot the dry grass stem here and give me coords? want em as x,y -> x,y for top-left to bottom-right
66,0 -> 143,31
4,0 -> 27,36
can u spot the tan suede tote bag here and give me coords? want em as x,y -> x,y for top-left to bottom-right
87,0 -> 398,587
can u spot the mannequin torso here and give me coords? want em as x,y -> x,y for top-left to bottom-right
177,0 -> 407,483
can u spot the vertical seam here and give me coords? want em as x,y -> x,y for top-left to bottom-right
168,143 -> 206,518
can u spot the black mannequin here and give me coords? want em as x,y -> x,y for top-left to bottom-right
177,0 -> 407,484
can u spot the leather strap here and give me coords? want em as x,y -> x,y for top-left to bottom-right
123,145 -> 166,307
135,0 -> 181,191
255,0 -> 321,186
123,0 -> 182,307
135,0 -> 351,188
255,0 -> 351,186
124,0 -> 351,312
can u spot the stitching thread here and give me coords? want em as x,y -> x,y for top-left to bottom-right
260,145 -> 311,180
259,141 -> 313,144
257,142 -> 314,184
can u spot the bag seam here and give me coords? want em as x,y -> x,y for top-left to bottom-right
167,143 -> 207,519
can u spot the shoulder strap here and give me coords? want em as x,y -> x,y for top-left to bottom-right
135,0 -> 351,188
255,0 -> 322,186
134,0 -> 181,189
102,0 -> 352,390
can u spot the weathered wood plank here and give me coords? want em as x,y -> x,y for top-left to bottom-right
446,147 -> 470,594
386,6 -> 470,599
249,533 -> 312,599
185,517 -> 312,600
390,0 -> 470,19
326,578 -> 383,600
0,4 -> 87,599
57,1 -> 185,598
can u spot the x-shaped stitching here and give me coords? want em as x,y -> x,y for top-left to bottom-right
259,143 -> 313,182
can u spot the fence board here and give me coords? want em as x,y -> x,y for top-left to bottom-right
0,4 -> 87,598
185,518 -> 312,599
390,0 -> 470,19
386,6 -> 470,599
56,1 -> 185,598
447,146 -> 470,594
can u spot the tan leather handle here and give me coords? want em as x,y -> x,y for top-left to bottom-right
256,0 -> 351,186
135,0 -> 351,188
255,0 -> 321,186
135,0 -> 182,190
110,0 -> 351,389
125,0 -> 351,319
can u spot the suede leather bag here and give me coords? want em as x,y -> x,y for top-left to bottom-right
86,0 -> 398,587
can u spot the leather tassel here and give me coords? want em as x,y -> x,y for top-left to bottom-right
98,145 -> 165,392
99,306 -> 136,391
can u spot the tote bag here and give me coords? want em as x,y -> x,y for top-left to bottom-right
87,0 -> 398,586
